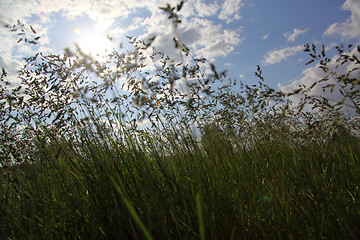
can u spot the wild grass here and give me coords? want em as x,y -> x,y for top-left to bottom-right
1,3 -> 360,239
1,117 -> 360,239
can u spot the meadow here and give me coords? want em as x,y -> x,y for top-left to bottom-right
1,4 -> 360,239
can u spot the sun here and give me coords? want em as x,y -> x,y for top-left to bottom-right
73,27 -> 113,59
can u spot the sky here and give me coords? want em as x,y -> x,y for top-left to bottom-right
0,0 -> 360,110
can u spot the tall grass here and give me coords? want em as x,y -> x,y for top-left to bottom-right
1,2 -> 360,239
1,116 -> 360,239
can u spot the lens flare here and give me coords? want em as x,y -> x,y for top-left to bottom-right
73,27 -> 80,34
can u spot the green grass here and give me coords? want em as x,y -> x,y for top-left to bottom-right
1,120 -> 360,239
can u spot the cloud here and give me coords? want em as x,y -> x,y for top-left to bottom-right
284,28 -> 308,42
0,0 -> 167,31
1,0 -> 243,58
324,0 -> 360,40
0,0 -> 40,26
263,45 -> 303,65
139,15 -> 243,61
190,23 -> 243,60
0,22 -> 44,87
181,0 -> 219,18
0,0 -> 244,87
0,55 -> 23,84
218,0 -> 244,23
39,0 -> 136,30
262,33 -> 269,40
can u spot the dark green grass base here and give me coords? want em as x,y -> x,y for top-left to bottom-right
1,132 -> 360,239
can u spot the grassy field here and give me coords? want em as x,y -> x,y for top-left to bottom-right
1,119 -> 360,239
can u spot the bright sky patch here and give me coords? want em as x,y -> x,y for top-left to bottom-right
75,31 -> 113,57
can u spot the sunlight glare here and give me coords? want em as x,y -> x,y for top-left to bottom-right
73,27 -> 113,59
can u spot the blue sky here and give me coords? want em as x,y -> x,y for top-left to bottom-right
0,0 -> 359,105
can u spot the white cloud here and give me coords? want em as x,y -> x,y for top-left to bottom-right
194,0 -> 219,17
218,0 -> 244,23
262,33 -> 269,40
263,45 -> 303,65
0,0 -> 40,26
284,28 -> 308,42
139,15 -> 243,61
181,0 -> 219,18
324,0 -> 360,40
191,22 -> 243,60
0,0 -> 167,31
1,0 -> 243,58
0,29 -> 14,59
140,11 -> 174,37
0,0 -> 244,87
0,54 -> 23,85
0,30 -> 24,86
39,0 -> 135,30
0,22 -> 46,86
